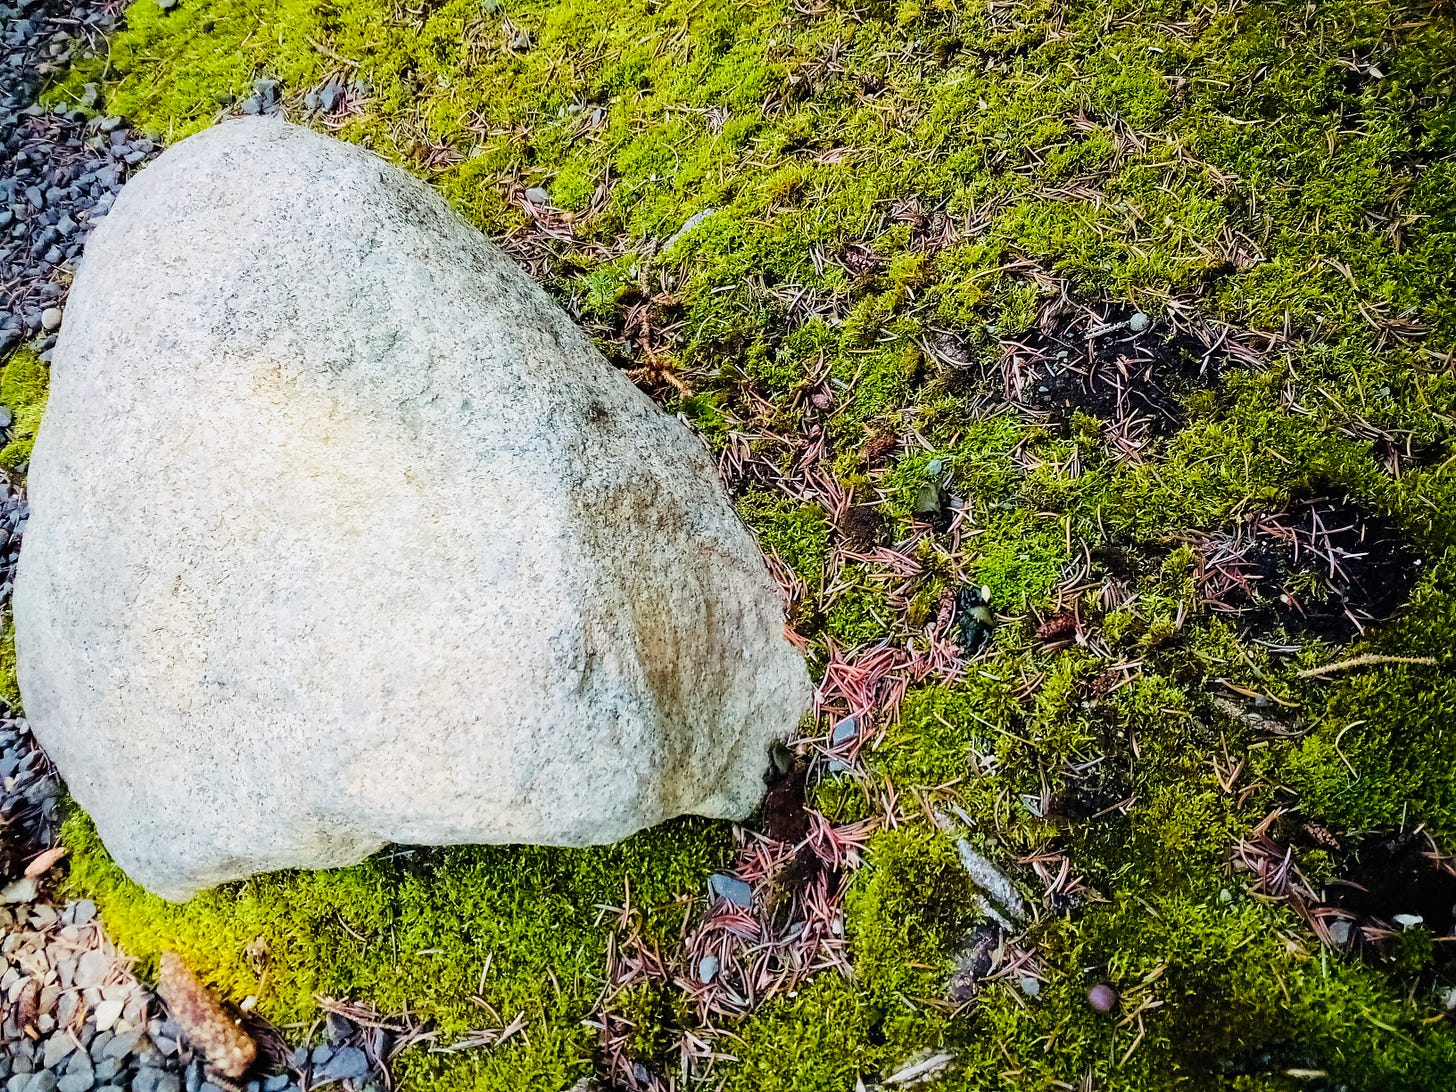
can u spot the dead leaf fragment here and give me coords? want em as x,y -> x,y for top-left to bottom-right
16,977 -> 39,1030
24,845 -> 68,877
157,951 -> 257,1078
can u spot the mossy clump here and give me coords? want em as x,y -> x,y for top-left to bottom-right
26,0 -> 1456,1085
0,344 -> 49,475
736,489 -> 832,590
63,813 -> 733,1090
0,613 -> 19,712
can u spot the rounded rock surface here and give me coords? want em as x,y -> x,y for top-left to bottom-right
15,117 -> 811,901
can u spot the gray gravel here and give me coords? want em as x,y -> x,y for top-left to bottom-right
0,0 -> 158,360
0,482 -> 49,875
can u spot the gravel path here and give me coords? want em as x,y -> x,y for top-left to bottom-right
0,0 -> 157,359
1,6 -> 396,1092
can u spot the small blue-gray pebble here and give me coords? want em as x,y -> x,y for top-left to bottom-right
103,1032 -> 140,1060
318,1047 -> 368,1082
64,1054 -> 91,1078
129,1070 -> 179,1092
708,873 -> 752,908
324,1013 -> 352,1045
90,1061 -> 120,1085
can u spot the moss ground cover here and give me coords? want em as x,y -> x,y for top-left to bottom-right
0,345 -> 48,475
5,0 -> 1456,1086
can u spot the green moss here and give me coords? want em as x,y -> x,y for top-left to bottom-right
34,0 -> 1456,1084
63,812 -> 731,1089
0,345 -> 48,717
0,345 -> 49,475
736,489 -> 832,590
824,570 -> 893,645
0,611 -> 19,712
1283,558 -> 1456,841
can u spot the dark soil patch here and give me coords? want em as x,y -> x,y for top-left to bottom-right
758,758 -> 811,844
1050,762 -> 1135,824
1371,434 -> 1449,475
1195,491 -> 1419,642
1089,541 -> 1168,583
1324,830 -> 1456,963
1213,1044 -> 1334,1086
946,921 -> 1004,1001
954,584 -> 995,654
1262,821 -> 1456,980
999,299 -> 1221,441
838,502 -> 886,550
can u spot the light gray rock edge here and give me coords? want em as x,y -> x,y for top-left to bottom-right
14,117 -> 811,901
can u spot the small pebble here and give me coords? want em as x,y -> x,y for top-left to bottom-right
317,1046 -> 368,1082
0,877 -> 38,903
102,1030 -> 141,1059
1087,983 -> 1118,1012
74,949 -> 111,989
324,1012 -> 351,1044
91,1060 -> 121,1084
130,1069 -> 180,1092
1128,311 -> 1151,333
92,997 -> 123,1031
42,1034 -> 74,1068
524,186 -> 550,206
708,873 -> 752,909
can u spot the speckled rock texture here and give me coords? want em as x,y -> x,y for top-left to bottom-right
14,117 -> 811,902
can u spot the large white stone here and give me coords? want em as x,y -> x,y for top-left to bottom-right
15,118 -> 810,901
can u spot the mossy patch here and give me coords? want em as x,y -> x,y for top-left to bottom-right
0,613 -> 19,712
0,344 -> 49,475
62,813 -> 733,1090
20,0 -> 1456,1085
